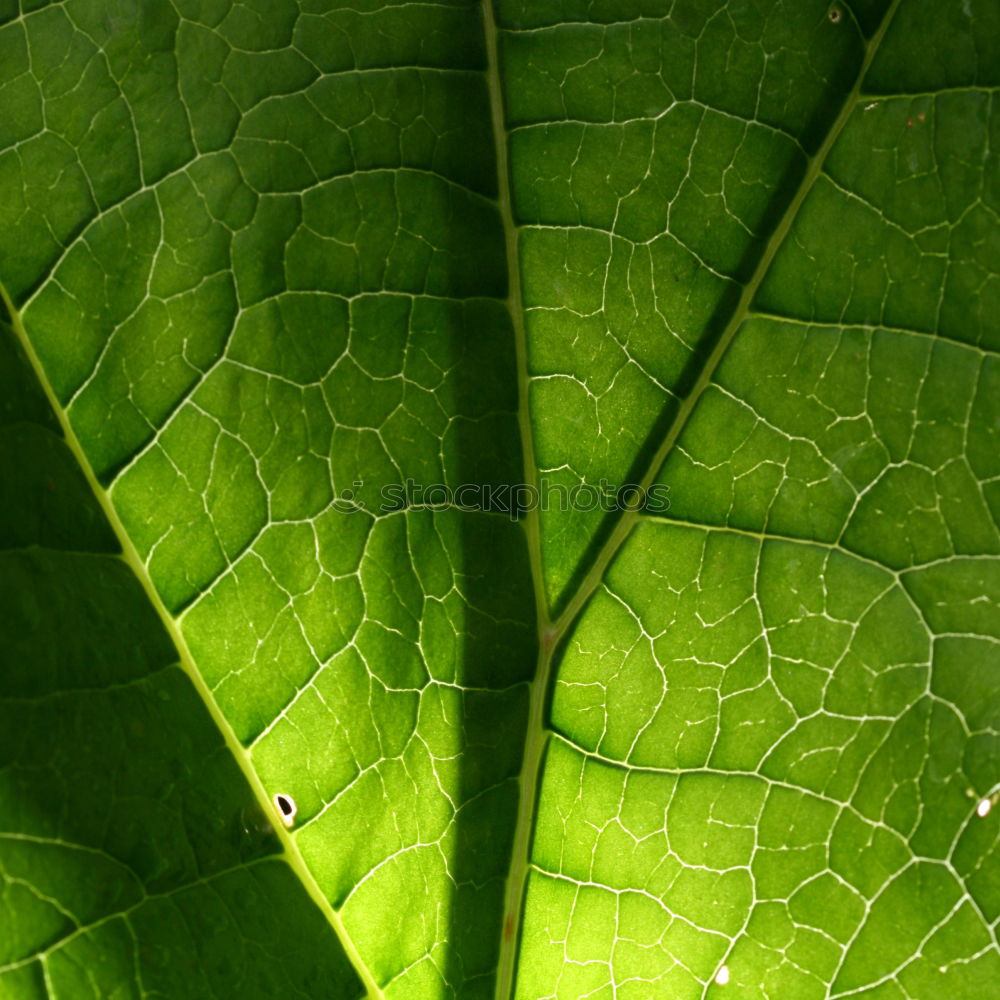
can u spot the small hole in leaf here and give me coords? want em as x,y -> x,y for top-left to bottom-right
828,7 -> 841,22
273,793 -> 297,828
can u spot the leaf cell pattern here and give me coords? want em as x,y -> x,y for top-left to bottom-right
0,0 -> 997,998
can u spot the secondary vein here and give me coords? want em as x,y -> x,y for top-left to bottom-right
1,283 -> 386,1000
551,0 -> 906,646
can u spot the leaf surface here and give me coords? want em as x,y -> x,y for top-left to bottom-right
1,1 -> 998,998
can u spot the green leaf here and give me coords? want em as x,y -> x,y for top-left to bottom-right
1,1 -> 998,998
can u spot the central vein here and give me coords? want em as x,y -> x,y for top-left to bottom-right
480,2 -> 555,998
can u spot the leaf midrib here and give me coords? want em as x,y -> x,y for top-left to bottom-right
479,4 -> 555,1000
